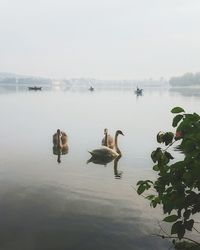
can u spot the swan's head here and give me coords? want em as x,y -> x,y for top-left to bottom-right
57,129 -> 61,135
104,128 -> 108,135
57,129 -> 62,141
116,130 -> 124,136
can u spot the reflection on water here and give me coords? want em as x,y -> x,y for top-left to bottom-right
114,155 -> 123,179
87,154 -> 114,165
53,145 -> 69,163
169,87 -> 200,97
1,85 -> 199,249
87,154 -> 122,179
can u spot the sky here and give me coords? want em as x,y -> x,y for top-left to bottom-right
0,0 -> 200,80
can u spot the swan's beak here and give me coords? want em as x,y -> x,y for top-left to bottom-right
121,132 -> 124,136
87,157 -> 93,164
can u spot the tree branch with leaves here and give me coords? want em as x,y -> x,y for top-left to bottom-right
137,107 -> 200,246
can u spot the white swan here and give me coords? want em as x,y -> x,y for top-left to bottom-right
88,130 -> 124,160
102,128 -> 115,149
89,146 -> 119,160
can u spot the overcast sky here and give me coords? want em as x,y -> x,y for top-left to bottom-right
0,0 -> 200,79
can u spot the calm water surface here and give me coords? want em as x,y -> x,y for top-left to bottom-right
0,86 -> 199,250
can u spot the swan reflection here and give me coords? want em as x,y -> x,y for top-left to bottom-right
113,155 -> 123,179
87,155 -> 123,179
87,153 -> 114,165
53,145 -> 69,163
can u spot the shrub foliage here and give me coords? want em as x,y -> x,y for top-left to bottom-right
137,107 -> 200,240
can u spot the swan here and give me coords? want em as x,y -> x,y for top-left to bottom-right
88,129 -> 124,160
113,130 -> 124,154
88,146 -> 119,161
101,128 -> 115,149
53,129 -> 68,149
53,129 -> 68,163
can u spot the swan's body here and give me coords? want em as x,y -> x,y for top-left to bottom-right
89,146 -> 119,160
88,146 -> 119,165
53,129 -> 68,163
102,128 -> 115,149
89,86 -> 94,91
53,129 -> 68,149
88,130 -> 124,163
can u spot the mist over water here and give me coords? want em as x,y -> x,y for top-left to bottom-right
0,85 -> 199,250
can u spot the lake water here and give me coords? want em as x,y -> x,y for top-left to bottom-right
0,85 -> 199,250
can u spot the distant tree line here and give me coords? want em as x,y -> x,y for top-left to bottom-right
0,77 -> 52,85
169,72 -> 200,86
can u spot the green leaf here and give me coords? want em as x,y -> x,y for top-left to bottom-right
151,148 -> 162,163
146,195 -> 155,200
183,210 -> 191,220
163,132 -> 174,145
171,107 -> 185,114
163,215 -> 179,222
136,180 -> 144,186
164,152 -> 174,160
151,151 -> 157,163
137,185 -> 146,195
151,200 -> 157,208
160,154 -> 170,164
146,180 -> 153,184
172,115 -> 183,127
157,132 -> 164,143
177,225 -> 185,239
184,219 -> 194,231
153,165 -> 159,171
183,172 -> 192,185
171,221 -> 182,235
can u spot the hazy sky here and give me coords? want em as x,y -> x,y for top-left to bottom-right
0,0 -> 200,79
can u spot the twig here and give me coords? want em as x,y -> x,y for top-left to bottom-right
163,140 -> 177,152
152,233 -> 200,246
193,226 -> 200,234
131,185 -> 146,198
157,220 -> 170,237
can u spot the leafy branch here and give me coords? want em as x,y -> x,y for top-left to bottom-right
137,107 -> 200,243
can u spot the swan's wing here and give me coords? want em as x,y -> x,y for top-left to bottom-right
102,134 -> 114,148
53,133 -> 58,144
61,133 -> 68,144
101,136 -> 106,146
89,147 -> 119,159
61,136 -> 67,144
107,135 -> 115,149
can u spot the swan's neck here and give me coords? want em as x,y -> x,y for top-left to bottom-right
57,133 -> 62,148
104,131 -> 108,146
114,132 -> 121,154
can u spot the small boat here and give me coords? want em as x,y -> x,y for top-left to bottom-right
135,87 -> 143,95
28,86 -> 42,91
89,86 -> 94,91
